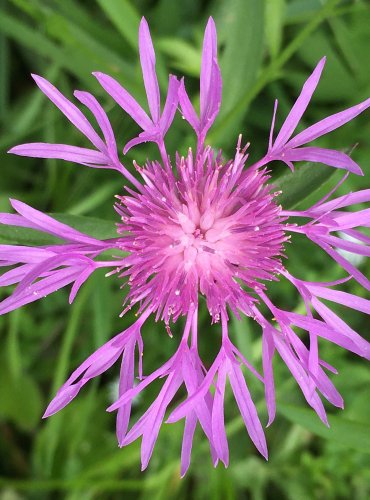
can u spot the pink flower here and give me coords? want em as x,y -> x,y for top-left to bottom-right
2,17 -> 370,474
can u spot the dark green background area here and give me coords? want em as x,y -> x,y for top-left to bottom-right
0,0 -> 370,498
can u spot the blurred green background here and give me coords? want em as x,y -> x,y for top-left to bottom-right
0,0 -> 370,498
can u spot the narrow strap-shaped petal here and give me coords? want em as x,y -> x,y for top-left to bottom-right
320,234 -> 370,257
282,147 -> 363,175
139,17 -> 161,123
311,237 -> 370,291
117,336 -> 137,445
13,253 -> 91,297
93,72 -> 152,130
181,352 -> 216,457
309,189 -> 370,215
107,354 -> 174,411
44,343 -> 125,418
9,143 -> 108,166
69,264 -> 96,303
308,284 -> 370,314
201,59 -> 222,136
292,330 -> 343,408
167,350 -> 223,423
0,245 -> 56,264
287,96 -> 370,149
10,199 -> 105,247
311,299 -> 370,359
43,383 -> 84,418
0,266 -> 81,315
332,208 -> 370,229
0,264 -> 34,287
180,412 -> 197,477
140,372 -> 183,470
287,308 -> 370,360
200,17 -> 217,118
74,91 -> 117,155
31,74 -> 105,151
283,324 -> 344,408
159,75 -> 180,134
272,57 -> 326,150
0,213 -> 40,231
178,79 -> 200,132
211,359 -> 229,466
273,334 -> 328,425
228,359 -> 269,458
60,323 -> 141,391
268,100 -> 278,150
262,328 -> 276,426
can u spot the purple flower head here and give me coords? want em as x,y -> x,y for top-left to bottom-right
3,17 -> 370,474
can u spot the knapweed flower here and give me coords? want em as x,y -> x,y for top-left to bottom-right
2,17 -> 370,475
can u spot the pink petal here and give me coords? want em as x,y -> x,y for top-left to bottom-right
273,334 -> 328,425
43,383 -> 83,418
167,350 -> 223,423
31,74 -> 105,151
159,75 -> 180,134
312,238 -> 370,291
139,17 -> 161,123
287,97 -> 370,149
10,199 -> 105,247
0,264 -> 33,287
107,355 -> 173,411
180,412 -> 197,477
272,58 -> 326,150
69,265 -> 96,303
310,299 -> 370,360
74,91 -> 117,156
332,208 -> 370,229
282,147 -> 362,175
309,189 -> 370,215
117,336 -> 136,445
93,72 -> 152,130
200,17 -> 218,118
262,328 -> 276,426
321,234 -> 370,257
0,266 -> 80,315
123,130 -> 158,155
228,359 -> 269,458
211,360 -> 229,466
140,373 -> 182,470
9,143 -> 108,166
178,78 -> 200,132
308,284 -> 370,314
0,245 -> 56,264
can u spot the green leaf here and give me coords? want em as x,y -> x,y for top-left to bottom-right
0,353 -> 43,431
265,0 -> 286,59
156,37 -> 201,77
96,0 -> 141,50
0,11 -> 92,87
218,0 -> 265,118
0,214 -> 118,245
280,404 -> 370,454
275,162 -> 337,209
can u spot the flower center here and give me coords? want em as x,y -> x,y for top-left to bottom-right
116,148 -> 287,323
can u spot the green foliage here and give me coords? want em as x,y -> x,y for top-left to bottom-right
0,0 -> 369,498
